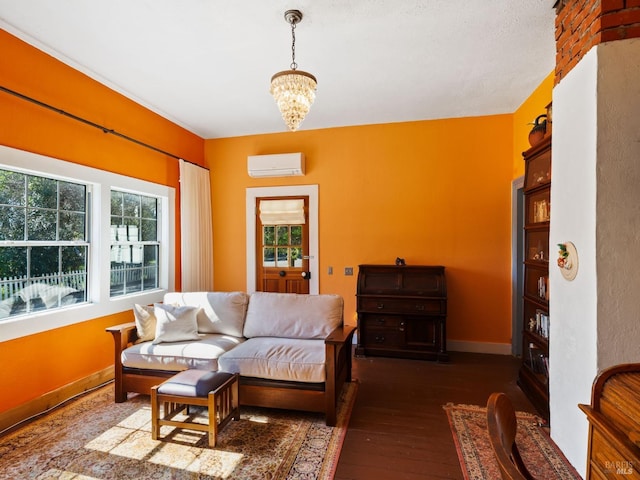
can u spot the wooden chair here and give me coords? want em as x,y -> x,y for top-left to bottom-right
486,392 -> 536,480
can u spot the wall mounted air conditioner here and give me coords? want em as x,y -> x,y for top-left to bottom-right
247,153 -> 305,178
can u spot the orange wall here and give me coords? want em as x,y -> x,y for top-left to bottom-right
206,115 -> 514,345
513,72 -> 555,178
0,30 -> 204,413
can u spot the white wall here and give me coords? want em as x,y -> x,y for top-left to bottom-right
550,38 -> 640,477
595,39 -> 640,369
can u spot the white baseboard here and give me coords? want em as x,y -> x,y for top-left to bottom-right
447,340 -> 513,355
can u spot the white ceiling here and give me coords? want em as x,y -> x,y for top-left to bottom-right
0,1 -> 556,139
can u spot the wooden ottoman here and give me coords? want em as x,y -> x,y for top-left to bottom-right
151,370 -> 239,447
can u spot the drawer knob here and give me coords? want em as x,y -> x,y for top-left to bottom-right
376,318 -> 386,324
399,321 -> 405,332
377,303 -> 384,309
415,304 -> 425,311
375,335 -> 385,343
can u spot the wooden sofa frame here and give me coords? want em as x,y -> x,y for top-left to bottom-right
107,322 -> 355,426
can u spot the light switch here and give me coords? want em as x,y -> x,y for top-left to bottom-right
345,267 -> 354,276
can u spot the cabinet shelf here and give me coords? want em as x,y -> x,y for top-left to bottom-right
523,330 -> 548,349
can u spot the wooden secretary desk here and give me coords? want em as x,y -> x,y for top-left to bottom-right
355,264 -> 448,361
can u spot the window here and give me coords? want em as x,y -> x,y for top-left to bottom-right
110,190 -> 160,297
0,145 -> 175,342
0,169 -> 89,320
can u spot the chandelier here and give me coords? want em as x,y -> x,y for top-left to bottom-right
270,9 -> 317,132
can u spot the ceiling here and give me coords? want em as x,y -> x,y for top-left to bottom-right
0,1 -> 556,139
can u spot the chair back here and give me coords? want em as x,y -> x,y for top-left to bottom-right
486,392 -> 536,480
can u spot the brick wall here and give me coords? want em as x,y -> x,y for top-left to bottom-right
555,0 -> 640,83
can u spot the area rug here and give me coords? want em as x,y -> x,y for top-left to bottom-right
443,403 -> 582,480
0,381 -> 357,480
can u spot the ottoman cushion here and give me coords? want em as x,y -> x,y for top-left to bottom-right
157,370 -> 235,397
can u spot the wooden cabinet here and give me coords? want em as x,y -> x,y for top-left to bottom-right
579,363 -> 640,479
356,265 -> 447,361
518,135 -> 551,420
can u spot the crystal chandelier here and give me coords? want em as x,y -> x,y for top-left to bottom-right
270,10 -> 317,132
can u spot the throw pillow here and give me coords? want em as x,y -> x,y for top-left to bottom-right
152,303 -> 201,344
133,304 -> 156,343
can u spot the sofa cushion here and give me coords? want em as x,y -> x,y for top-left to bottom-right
243,292 -> 343,339
122,334 -> 244,372
133,304 -> 156,343
218,337 -> 326,383
152,304 -> 201,344
164,291 -> 249,337
157,370 -> 236,397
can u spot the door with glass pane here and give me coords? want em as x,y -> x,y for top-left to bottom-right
256,197 -> 309,293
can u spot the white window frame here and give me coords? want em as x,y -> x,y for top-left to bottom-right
0,145 -> 175,342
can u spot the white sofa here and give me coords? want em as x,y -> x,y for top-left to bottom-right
107,291 -> 355,426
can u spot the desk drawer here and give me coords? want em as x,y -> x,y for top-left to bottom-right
361,329 -> 404,349
358,297 -> 444,315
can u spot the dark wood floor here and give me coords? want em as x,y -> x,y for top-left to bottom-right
334,351 -> 536,480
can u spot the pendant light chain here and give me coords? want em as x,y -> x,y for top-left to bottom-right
290,21 -> 298,71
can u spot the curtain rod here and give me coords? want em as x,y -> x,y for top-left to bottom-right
0,84 -> 206,169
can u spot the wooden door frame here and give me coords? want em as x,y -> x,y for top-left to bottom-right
511,176 -> 525,356
245,185 -> 319,294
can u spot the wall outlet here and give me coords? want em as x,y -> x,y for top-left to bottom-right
345,267 -> 354,276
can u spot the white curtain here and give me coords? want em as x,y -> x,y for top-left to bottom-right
179,160 -> 214,291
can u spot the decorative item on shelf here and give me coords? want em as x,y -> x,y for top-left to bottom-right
528,114 -> 547,147
557,241 -> 578,281
270,9 -> 317,132
545,102 -> 552,135
395,257 -> 406,266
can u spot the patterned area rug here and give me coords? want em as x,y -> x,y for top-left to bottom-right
0,382 -> 357,479
443,403 -> 582,480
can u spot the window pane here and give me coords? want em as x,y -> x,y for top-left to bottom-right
277,226 -> 289,246
0,246 -> 27,278
291,247 -> 302,267
27,208 -> 57,240
263,226 -> 275,246
131,245 -> 143,264
0,206 -> 25,240
143,245 -> 158,290
143,245 -> 158,266
276,247 -> 288,267
141,219 -> 156,241
59,181 -> 86,212
126,220 -> 140,242
291,225 -> 302,246
0,171 -> 26,206
263,247 -> 275,267
123,193 -> 140,217
111,191 -> 123,216
59,211 -> 85,241
27,176 -> 57,209
61,246 -> 87,272
125,267 -> 142,294
31,246 -> 59,277
141,196 -> 157,218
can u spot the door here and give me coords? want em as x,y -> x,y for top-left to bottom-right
256,196 -> 310,293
